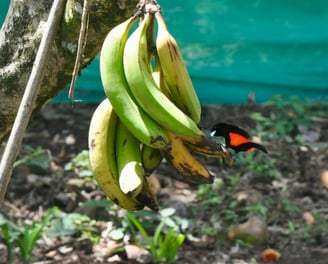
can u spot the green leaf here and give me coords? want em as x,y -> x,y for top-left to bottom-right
250,112 -> 267,121
109,228 -> 125,241
160,208 -> 176,218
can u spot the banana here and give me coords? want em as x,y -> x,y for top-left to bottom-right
183,136 -> 234,165
155,12 -> 201,124
116,120 -> 144,198
152,54 -> 173,99
100,15 -> 169,150
88,99 -> 143,210
163,131 -> 215,184
151,54 -> 231,164
135,175 -> 159,211
123,13 -> 204,139
141,144 -> 164,176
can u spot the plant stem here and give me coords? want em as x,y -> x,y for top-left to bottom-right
0,0 -> 66,205
68,0 -> 89,100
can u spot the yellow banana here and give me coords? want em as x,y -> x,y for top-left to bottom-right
163,131 -> 214,184
88,99 -> 143,210
100,16 -> 169,150
155,12 -> 201,124
183,136 -> 234,165
141,144 -> 164,176
116,120 -> 144,198
123,13 -> 204,139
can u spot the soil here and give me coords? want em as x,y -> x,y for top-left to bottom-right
1,101 -> 328,264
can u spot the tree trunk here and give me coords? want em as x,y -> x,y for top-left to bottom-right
0,0 -> 138,142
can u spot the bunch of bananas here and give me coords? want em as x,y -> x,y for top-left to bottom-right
88,2 -> 233,211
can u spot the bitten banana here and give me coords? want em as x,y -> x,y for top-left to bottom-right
155,12 -> 201,124
123,13 -> 204,139
163,131 -> 215,184
116,120 -> 144,198
88,99 -> 143,210
100,15 -> 169,149
183,136 -> 233,165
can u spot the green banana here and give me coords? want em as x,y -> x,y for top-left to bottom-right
155,12 -> 201,124
141,144 -> 164,176
152,54 -> 173,100
115,120 -> 145,198
88,99 -> 143,210
123,13 -> 204,139
100,16 -> 169,150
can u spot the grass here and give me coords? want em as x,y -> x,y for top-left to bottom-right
126,209 -> 186,263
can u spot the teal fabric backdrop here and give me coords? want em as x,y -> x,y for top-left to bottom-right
0,0 -> 9,24
1,0 -> 328,104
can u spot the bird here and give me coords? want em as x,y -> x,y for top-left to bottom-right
210,122 -> 267,154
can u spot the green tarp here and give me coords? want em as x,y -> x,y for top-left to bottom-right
2,0 -> 328,104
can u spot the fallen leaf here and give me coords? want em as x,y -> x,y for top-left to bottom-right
321,170 -> 328,188
303,211 -> 315,225
262,248 -> 281,262
234,189 -> 264,205
124,244 -> 152,263
228,215 -> 269,245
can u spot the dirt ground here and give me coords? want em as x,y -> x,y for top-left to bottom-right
1,101 -> 328,264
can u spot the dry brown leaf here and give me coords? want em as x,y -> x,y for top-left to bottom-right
321,170 -> 328,188
228,215 -> 269,245
303,211 -> 315,225
261,248 -> 281,262
124,244 -> 151,262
